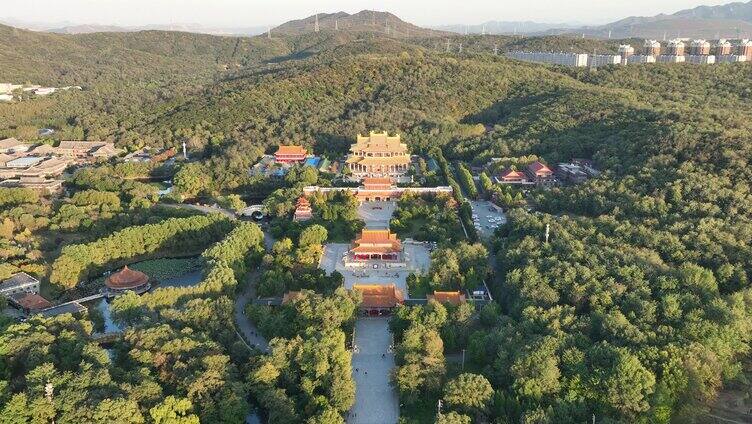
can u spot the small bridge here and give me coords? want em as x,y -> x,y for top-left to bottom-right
239,205 -> 266,218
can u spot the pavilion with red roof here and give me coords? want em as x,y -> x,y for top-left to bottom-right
105,266 -> 151,296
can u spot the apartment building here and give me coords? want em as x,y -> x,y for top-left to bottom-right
644,40 -> 661,56
690,39 -> 711,55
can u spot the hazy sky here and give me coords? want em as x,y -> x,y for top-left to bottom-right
1,0 -> 738,27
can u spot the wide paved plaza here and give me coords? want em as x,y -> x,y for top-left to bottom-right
358,201 -> 397,229
348,317 -> 399,424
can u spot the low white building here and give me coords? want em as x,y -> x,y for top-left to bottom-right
717,55 -> 747,63
627,55 -> 657,64
657,55 -> 686,63
686,55 -> 715,65
588,54 -> 622,68
506,51 -> 589,67
0,94 -> 12,102
0,272 -> 41,296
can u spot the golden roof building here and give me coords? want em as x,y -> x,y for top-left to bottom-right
346,131 -> 410,181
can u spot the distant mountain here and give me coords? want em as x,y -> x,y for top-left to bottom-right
46,24 -> 131,34
0,18 -> 267,36
271,10 -> 448,38
47,23 -> 268,36
560,1 -> 752,39
434,21 -> 580,35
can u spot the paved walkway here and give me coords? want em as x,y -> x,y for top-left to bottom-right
234,268 -> 269,352
233,231 -> 275,353
348,317 -> 399,424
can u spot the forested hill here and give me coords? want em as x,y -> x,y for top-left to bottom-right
0,23 -> 292,85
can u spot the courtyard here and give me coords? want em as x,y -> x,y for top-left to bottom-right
358,201 -> 396,229
319,241 -> 431,294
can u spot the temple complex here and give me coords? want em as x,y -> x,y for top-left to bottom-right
351,229 -> 402,261
346,131 -> 411,181
293,196 -> 313,221
104,266 -> 151,296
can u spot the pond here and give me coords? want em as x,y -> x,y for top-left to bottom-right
86,257 -> 205,334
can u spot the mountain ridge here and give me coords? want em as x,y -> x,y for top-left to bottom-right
557,1 -> 752,39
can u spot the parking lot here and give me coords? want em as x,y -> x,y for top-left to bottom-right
358,201 -> 396,229
469,200 -> 507,239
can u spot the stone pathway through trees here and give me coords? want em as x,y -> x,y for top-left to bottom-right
233,230 -> 275,353
348,317 -> 399,424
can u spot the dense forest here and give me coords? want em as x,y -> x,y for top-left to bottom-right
0,18 -> 751,423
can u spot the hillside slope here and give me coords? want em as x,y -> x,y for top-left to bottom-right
0,23 -> 294,85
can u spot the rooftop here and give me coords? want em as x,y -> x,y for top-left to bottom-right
0,138 -> 22,149
10,292 -> 52,311
350,131 -> 408,154
527,161 -> 552,174
352,229 -> 402,254
499,169 -> 527,179
105,266 -> 149,290
5,156 -> 44,168
362,177 -> 394,187
353,284 -> 404,309
427,291 -> 466,306
275,145 -> 307,156
0,272 -> 40,291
